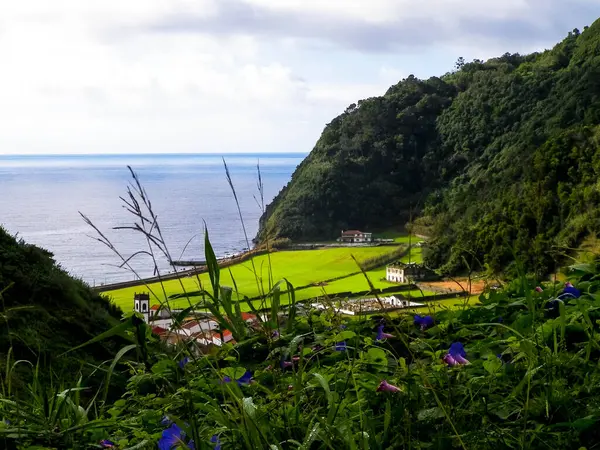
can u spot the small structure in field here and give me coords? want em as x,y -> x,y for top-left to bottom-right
386,263 -> 439,283
338,230 -> 373,243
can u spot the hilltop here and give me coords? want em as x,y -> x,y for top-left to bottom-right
258,19 -> 600,276
0,227 -> 125,388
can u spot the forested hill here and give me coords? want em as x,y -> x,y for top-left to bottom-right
0,227 -> 125,388
258,19 -> 600,275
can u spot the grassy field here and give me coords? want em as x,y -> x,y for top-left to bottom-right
106,246 -> 404,311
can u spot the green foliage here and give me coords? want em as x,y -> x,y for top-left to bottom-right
6,257 -> 600,449
0,226 -> 126,391
259,19 -> 600,276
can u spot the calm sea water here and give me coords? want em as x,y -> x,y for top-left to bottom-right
0,153 -> 304,285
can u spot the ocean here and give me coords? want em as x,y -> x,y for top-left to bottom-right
0,153 -> 305,285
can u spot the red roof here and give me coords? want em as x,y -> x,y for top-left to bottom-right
151,326 -> 167,335
341,230 -> 365,236
240,312 -> 257,321
182,320 -> 199,330
150,304 -> 160,311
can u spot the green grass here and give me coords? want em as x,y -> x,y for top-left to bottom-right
106,246 -> 402,311
373,231 -> 424,244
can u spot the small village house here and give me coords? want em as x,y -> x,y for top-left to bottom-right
386,263 -> 438,283
338,230 -> 373,243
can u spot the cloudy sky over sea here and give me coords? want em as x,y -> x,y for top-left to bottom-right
1,1 -> 597,155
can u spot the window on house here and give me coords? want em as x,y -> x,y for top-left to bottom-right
142,303 -> 147,312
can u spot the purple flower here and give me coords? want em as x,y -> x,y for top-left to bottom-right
100,440 -> 115,448
339,324 -> 347,329
272,330 -> 280,338
223,371 -> 253,386
444,342 -> 469,366
210,434 -> 221,450
560,282 -> 581,299
178,357 -> 191,369
236,371 -> 253,385
376,324 -> 394,341
160,416 -> 172,426
158,424 -> 195,450
535,286 -> 543,293
335,341 -> 347,351
414,315 -> 434,330
376,380 -> 401,393
281,360 -> 293,369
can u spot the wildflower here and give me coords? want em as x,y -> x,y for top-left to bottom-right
414,315 -> 434,330
545,298 -> 564,318
376,380 -> 401,393
535,286 -> 543,293
281,360 -> 293,369
178,357 -> 190,369
376,324 -> 394,340
100,440 -> 115,448
444,342 -> 469,366
335,341 -> 347,351
158,424 -> 194,450
210,434 -> 222,450
161,416 -> 172,426
272,330 -> 280,338
292,356 -> 300,362
288,384 -> 294,390
236,370 -> 253,385
223,370 -> 253,386
339,324 -> 347,329
560,282 -> 581,299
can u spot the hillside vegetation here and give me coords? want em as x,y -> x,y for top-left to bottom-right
258,20 -> 600,276
0,227 -> 125,388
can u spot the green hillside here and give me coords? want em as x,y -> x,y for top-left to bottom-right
0,227 -> 125,388
258,21 -> 600,276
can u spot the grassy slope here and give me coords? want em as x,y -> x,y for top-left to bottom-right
106,246 -> 402,311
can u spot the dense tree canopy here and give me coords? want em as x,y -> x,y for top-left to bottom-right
258,20 -> 600,275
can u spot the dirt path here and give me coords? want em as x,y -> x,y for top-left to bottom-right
417,278 -> 487,295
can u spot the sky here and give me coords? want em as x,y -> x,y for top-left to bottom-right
0,1 -> 598,155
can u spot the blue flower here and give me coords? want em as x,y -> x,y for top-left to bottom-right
376,324 -> 394,341
272,330 -> 280,338
545,298 -> 564,318
444,342 -> 469,366
560,282 -> 581,299
158,423 -> 194,450
223,371 -> 253,386
178,357 -> 190,369
414,315 -> 434,330
100,440 -> 115,448
339,324 -> 347,329
335,341 -> 347,351
210,434 -> 222,450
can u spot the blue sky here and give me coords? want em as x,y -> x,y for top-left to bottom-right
0,0 -> 597,155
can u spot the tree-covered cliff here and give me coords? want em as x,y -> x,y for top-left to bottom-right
258,19 -> 600,275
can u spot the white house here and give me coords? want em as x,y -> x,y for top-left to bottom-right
386,264 -> 405,283
339,230 -> 373,243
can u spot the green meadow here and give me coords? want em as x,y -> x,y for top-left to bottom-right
106,244 -> 420,311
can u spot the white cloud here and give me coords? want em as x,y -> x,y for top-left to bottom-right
0,1 -> 594,154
